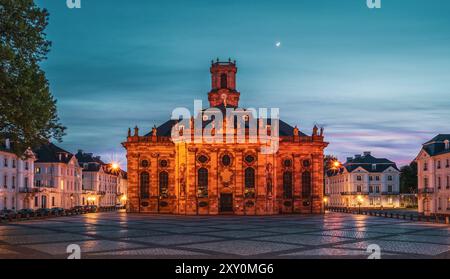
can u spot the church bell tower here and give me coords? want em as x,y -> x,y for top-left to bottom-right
208,58 -> 240,108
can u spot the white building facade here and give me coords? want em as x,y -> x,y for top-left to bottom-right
76,151 -> 126,207
325,152 -> 401,208
33,143 -> 83,209
415,134 -> 450,216
0,139 -> 35,210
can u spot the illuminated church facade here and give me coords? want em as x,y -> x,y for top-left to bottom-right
123,60 -> 328,215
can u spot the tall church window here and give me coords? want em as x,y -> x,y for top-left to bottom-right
302,171 -> 312,197
140,172 -> 150,199
244,168 -> 255,198
198,168 -> 208,198
159,171 -> 169,198
283,171 -> 293,199
220,73 -> 227,88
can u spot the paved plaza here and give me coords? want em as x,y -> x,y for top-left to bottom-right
0,212 -> 449,259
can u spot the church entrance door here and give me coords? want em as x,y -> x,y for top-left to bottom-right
220,193 -> 233,213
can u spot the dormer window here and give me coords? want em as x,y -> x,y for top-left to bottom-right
371,164 -> 376,171
445,140 -> 450,150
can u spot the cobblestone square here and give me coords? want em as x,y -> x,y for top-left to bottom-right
0,212 -> 449,259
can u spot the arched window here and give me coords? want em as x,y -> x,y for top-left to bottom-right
245,168 -> 255,188
140,172 -> 150,199
283,171 -> 293,199
159,171 -> 169,198
198,168 -> 208,198
302,171 -> 312,197
220,73 -> 228,88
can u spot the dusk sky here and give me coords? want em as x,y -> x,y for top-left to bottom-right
36,0 -> 450,168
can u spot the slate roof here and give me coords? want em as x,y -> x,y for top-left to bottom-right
422,134 -> 450,157
34,143 -> 74,164
145,108 -> 307,138
75,150 -> 105,165
327,153 -> 399,177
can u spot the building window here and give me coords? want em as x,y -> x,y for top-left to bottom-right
52,197 -> 55,207
376,186 -> 380,193
369,186 -> 373,193
221,155 -> 231,166
4,158 -> 7,167
24,177 -> 29,188
3,175 -> 7,188
424,177 -> 429,187
388,175 -> 393,181
34,196 -> 38,207
357,176 -> 362,181
244,168 -> 255,198
283,159 -> 292,168
424,162 -> 428,171
357,185 -> 362,192
12,160 -> 16,168
437,161 -> 441,169
220,73 -> 227,89
198,155 -> 209,164
303,160 -> 311,168
369,176 -> 373,181
35,180 -> 41,187
375,176 -> 380,181
35,167 -> 41,174
388,185 -> 393,193
244,155 -> 255,164
141,160 -> 149,168
283,171 -> 293,199
159,160 -> 168,168
159,171 -> 169,198
447,159 -> 450,168
12,176 -> 15,189
140,172 -> 150,199
198,168 -> 208,198
447,176 -> 450,188
302,171 -> 312,198
25,162 -> 29,170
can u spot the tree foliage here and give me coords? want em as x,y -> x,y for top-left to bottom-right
0,0 -> 65,156
400,162 -> 418,194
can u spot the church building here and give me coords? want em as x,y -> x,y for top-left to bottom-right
123,60 -> 328,215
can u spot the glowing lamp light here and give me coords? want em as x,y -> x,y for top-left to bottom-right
121,195 -> 127,201
323,197 -> 328,203
111,162 -> 120,170
332,161 -> 341,169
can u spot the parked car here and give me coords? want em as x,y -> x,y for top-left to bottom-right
0,209 -> 17,220
34,208 -> 51,217
51,207 -> 65,216
17,208 -> 35,218
72,206 -> 85,214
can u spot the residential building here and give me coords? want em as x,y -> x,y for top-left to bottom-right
415,134 -> 450,216
76,151 -> 124,207
0,139 -> 35,210
325,152 -> 400,208
33,143 -> 83,209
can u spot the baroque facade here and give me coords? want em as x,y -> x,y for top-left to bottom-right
325,152 -> 400,208
123,60 -> 328,215
415,134 -> 450,216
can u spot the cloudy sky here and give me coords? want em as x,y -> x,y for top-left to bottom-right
36,0 -> 450,168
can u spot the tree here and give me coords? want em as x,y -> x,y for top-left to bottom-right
324,154 -> 339,171
0,0 -> 65,156
400,162 -> 418,194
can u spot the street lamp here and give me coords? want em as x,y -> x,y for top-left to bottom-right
323,197 -> 328,211
357,195 -> 363,214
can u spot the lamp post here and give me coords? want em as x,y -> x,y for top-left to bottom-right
357,195 -> 363,214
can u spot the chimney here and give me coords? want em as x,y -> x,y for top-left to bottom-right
363,151 -> 371,156
58,153 -> 62,161
5,139 -> 10,149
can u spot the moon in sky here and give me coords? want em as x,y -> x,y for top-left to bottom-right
275,41 -> 281,47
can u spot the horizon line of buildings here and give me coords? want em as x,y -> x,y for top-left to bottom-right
0,139 -> 127,211
325,134 -> 450,217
